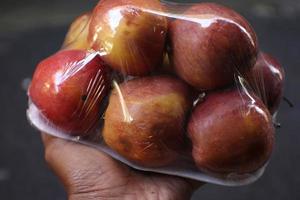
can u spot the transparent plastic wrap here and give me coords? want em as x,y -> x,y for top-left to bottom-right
26,0 -> 286,186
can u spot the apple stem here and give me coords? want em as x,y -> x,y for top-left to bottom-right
283,96 -> 294,108
273,122 -> 281,129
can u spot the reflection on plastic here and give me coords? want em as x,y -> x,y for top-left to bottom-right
27,0 -> 285,186
112,80 -> 133,123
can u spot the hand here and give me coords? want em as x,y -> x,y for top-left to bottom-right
42,133 -> 202,200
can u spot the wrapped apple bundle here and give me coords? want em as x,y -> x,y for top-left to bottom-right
27,0 -> 286,186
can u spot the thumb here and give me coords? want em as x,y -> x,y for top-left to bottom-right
41,133 -> 129,196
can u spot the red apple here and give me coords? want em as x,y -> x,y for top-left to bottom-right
188,88 -> 274,174
103,76 -> 192,167
62,12 -> 92,50
246,52 -> 285,114
88,0 -> 167,76
29,50 -> 111,135
169,3 -> 258,91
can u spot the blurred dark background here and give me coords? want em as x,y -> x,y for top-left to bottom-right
0,0 -> 299,199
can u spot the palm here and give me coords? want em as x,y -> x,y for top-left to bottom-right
42,134 -> 198,200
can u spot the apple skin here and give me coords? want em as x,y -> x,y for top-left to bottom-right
103,76 -> 193,167
169,3 -> 258,91
188,88 -> 274,174
29,50 -> 111,136
88,0 -> 167,76
62,12 -> 92,50
246,52 -> 285,114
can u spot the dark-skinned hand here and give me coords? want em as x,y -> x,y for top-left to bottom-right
42,133 -> 202,200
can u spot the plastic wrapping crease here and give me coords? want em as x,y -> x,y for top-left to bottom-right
27,0 -> 285,186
